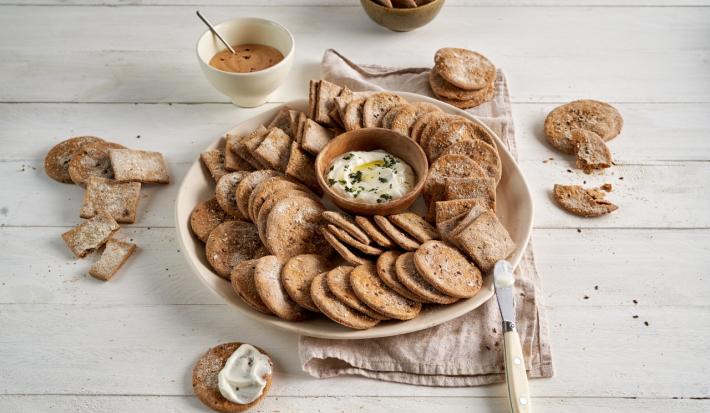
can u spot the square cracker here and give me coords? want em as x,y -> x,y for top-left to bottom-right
200,149 -> 228,181
453,210 -> 516,272
109,149 -> 169,184
443,177 -> 496,210
285,141 -> 321,194
80,176 -> 141,224
224,133 -> 256,172
89,238 -> 137,281
268,106 -> 293,136
301,119 -> 335,155
314,80 -> 343,127
62,212 -> 120,258
253,127 -> 293,172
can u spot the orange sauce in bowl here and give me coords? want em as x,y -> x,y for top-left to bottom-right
209,44 -> 284,73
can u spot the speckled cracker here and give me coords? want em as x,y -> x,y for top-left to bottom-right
375,251 -> 422,302
80,176 -> 141,224
410,112 -> 448,143
200,149 -> 228,182
62,212 -> 119,258
326,224 -> 383,256
553,184 -> 618,217
424,154 -> 484,201
257,192 -> 315,246
89,238 -> 136,281
438,202 -> 491,247
573,129 -> 613,173
441,139 -> 501,183
110,148 -> 170,184
396,252 -> 458,304
322,227 -> 371,266
413,240 -> 483,298
308,80 -> 319,119
350,263 -> 421,320
373,216 -> 420,251
285,142 -> 321,193
380,105 -> 408,130
192,342 -> 273,413
322,211 -> 370,244
434,198 -> 488,224
248,176 -> 302,223
428,69 -> 488,101
434,48 -> 496,90
215,172 -> 250,220
253,127 -> 292,172
254,255 -> 310,321
343,98 -> 366,131
44,136 -> 105,183
314,80 -> 343,127
544,99 -> 623,154
434,83 -> 495,110
301,119 -> 335,155
235,170 -> 281,219
268,106 -> 294,136
354,216 -> 393,248
326,265 -> 389,320
235,125 -> 269,170
282,254 -> 331,312
68,141 -> 126,186
191,198 -> 231,243
426,120 -> 493,162
390,103 -> 441,137
453,210 -> 516,273
265,197 -> 332,260
205,221 -> 268,279
362,93 -> 408,128
230,259 -> 272,314
388,212 -> 439,243
443,177 -> 496,206
310,272 -> 379,330
224,133 -> 256,172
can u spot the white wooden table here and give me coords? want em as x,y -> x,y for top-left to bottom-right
1,1 -> 708,412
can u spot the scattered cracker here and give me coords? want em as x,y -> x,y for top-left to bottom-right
109,148 -> 170,184
553,184 -> 618,217
253,127 -> 292,172
573,129 -> 613,173
354,216 -> 393,248
544,99 -> 623,154
230,259 -> 272,314
310,272 -> 379,330
414,240 -> 483,298
44,136 -> 105,183
453,210 -> 516,273
373,215 -> 420,251
326,265 -> 389,320
215,172 -> 250,220
322,211 -> 371,245
350,263 -> 421,320
205,221 -> 267,279
62,212 -> 120,258
282,254 -> 332,312
388,212 -> 439,243
301,119 -> 335,155
68,141 -> 126,186
190,198 -> 231,242
434,48 -> 496,90
254,255 -> 310,321
80,176 -> 141,224
395,252 -> 458,304
89,238 -> 136,281
375,251 -> 424,302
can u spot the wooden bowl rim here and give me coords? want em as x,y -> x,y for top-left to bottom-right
362,0 -> 444,14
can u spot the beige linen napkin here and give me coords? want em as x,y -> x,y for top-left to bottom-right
298,49 -> 553,386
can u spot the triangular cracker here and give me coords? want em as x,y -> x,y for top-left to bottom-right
314,80 -> 343,127
268,106 -> 294,136
285,141 -> 321,194
301,119 -> 335,155
253,127 -> 293,172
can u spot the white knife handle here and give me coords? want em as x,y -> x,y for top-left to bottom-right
503,329 -> 531,413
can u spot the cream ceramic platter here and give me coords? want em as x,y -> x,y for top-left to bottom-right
175,92 -> 533,340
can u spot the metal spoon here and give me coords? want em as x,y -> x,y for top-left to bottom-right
196,10 -> 236,55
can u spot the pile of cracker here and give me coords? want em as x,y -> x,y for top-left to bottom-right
44,136 -> 170,280
544,99 -> 623,217
189,80 -> 518,329
371,0 -> 435,8
428,48 -> 496,109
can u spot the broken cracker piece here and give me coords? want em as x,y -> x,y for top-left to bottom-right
62,212 -> 120,258
573,129 -> 614,173
89,238 -> 137,281
553,184 -> 618,217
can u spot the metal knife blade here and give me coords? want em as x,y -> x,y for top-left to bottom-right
494,260 -> 516,329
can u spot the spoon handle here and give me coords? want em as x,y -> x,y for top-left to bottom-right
503,330 -> 531,413
196,10 -> 236,54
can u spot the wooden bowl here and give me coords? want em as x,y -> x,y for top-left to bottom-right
360,0 -> 445,32
315,128 -> 428,216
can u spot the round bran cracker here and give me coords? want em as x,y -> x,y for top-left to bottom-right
553,184 -> 618,217
326,266 -> 389,320
264,197 -> 332,260
254,255 -> 310,321
417,114 -> 457,155
326,224 -> 383,256
343,98 -> 366,131
388,212 -> 440,243
44,136 -> 105,183
441,139 -> 501,183
434,48 -> 496,90
354,216 -> 394,248
390,103 -> 442,137
215,171 -> 250,220
192,342 -> 273,413
310,272 -> 380,330
190,198 -> 232,243
281,254 -> 332,312
322,227 -> 372,266
205,221 -> 268,279
230,259 -> 272,314
375,251 -> 425,302
322,211 -> 371,245
410,112 -> 448,144
544,99 -> 623,154
235,170 -> 281,219
350,263 -> 421,320
362,93 -> 408,128
426,118 -> 494,162
248,176 -> 303,222
380,104 -> 409,130
256,191 -> 315,245
373,215 -> 420,251
396,252 -> 458,304
413,240 -> 483,298
67,141 -> 126,186
433,83 -> 495,110
428,69 -> 488,101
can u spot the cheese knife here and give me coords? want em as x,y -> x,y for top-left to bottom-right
493,260 -> 531,413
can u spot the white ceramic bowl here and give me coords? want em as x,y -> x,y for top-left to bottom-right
175,92 -> 534,339
196,17 -> 295,107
